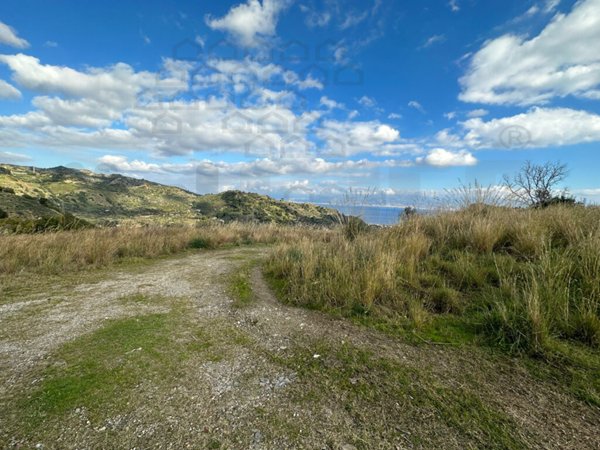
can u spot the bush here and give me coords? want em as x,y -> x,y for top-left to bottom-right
343,216 -> 369,241
188,237 -> 215,249
0,208 -> 7,219
0,213 -> 93,234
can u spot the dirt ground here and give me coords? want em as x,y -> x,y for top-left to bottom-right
1,247 -> 598,449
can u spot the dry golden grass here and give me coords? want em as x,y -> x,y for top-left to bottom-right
266,205 -> 600,354
0,222 -> 331,275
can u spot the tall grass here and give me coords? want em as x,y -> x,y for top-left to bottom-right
266,205 -> 600,353
0,223 -> 331,275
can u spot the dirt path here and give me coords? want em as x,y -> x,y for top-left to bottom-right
1,247 -> 599,449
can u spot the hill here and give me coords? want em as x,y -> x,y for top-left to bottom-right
0,164 -> 343,229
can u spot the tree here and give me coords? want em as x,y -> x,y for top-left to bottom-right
503,161 -> 570,207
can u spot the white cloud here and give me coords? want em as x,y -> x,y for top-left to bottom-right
466,108 -> 489,118
44,41 -> 58,48
463,107 -> 600,149
0,150 -> 31,163
340,11 -> 369,30
0,79 -> 21,99
97,154 -> 408,179
421,34 -> 446,49
358,96 -> 377,108
97,155 -> 161,173
0,50 -> 427,186
435,128 -> 464,148
408,100 -> 425,113
388,113 -> 402,119
460,0 -> 600,105
0,21 -> 29,49
574,188 -> 600,196
0,53 -> 179,107
317,120 -> 402,156
194,56 -> 323,93
449,0 -> 460,12
299,5 -> 331,28
417,148 -> 477,167
320,96 -> 343,109
544,0 -> 561,13
195,36 -> 206,47
444,111 -> 457,120
205,0 -> 289,48
0,51 -> 357,163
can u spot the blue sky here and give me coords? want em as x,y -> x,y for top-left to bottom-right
1,0 -> 600,205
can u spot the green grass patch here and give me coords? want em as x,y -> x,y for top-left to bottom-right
228,261 -> 256,308
7,298 -> 252,440
266,340 -> 528,449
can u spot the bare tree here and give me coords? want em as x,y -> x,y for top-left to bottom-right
503,161 -> 569,207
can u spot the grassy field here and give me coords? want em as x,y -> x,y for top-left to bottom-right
1,207 -> 599,448
266,204 -> 600,405
0,222 -> 331,275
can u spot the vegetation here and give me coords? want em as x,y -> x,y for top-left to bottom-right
503,160 -> 576,207
266,204 -> 600,403
228,261 -> 256,308
0,163 -> 344,228
0,222 -> 331,275
4,293 -> 250,446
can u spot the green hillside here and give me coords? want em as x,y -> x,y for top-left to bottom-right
0,164 -> 343,229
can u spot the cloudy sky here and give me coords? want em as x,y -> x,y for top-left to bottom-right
1,0 -> 600,204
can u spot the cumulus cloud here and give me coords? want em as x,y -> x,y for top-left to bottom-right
0,53 -> 331,158
463,107 -> 600,149
0,53 -> 189,108
97,154 -> 408,179
317,120 -> 401,155
205,0 -> 290,48
0,79 -> 21,99
417,148 -> 477,167
466,109 -> 489,118
0,21 -> 29,49
460,0 -> 600,105
320,96 -> 343,109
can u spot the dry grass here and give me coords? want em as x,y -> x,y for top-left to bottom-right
266,205 -> 600,356
0,222 -> 331,275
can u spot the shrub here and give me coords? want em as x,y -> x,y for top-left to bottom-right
189,237 -> 215,249
343,216 -> 369,241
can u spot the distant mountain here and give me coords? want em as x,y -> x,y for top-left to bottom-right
0,164 -> 343,227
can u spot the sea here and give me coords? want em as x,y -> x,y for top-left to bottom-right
316,204 -> 432,226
